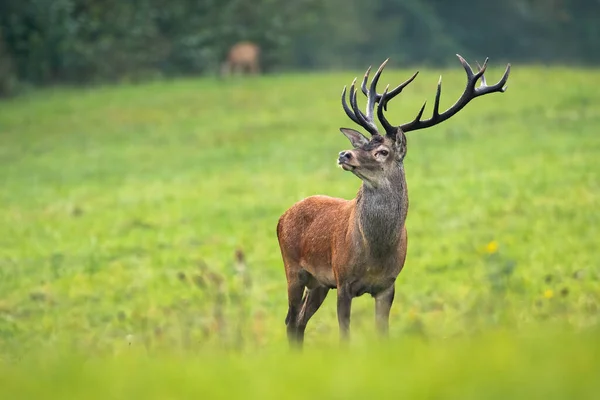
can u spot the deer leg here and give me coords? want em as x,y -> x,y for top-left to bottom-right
285,281 -> 304,346
375,285 -> 395,336
285,268 -> 310,347
296,286 -> 330,343
337,284 -> 353,341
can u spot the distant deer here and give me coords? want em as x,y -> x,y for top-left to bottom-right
220,41 -> 260,77
277,55 -> 511,347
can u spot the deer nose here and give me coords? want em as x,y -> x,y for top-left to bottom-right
338,151 -> 353,161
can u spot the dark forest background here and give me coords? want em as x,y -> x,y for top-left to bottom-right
1,0 -> 598,95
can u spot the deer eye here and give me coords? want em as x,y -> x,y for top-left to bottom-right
377,149 -> 389,157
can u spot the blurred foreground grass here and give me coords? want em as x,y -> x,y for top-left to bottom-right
1,329 -> 600,399
0,64 -> 599,397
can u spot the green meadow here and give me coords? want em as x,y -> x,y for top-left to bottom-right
1,64 -> 599,398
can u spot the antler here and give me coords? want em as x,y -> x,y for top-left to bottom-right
385,54 -> 511,134
342,54 -> 510,137
341,60 -> 419,136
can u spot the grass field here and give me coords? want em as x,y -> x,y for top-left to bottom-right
1,63 -> 599,398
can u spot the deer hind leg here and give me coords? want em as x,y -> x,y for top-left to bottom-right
285,268 -> 309,347
296,285 -> 330,344
374,285 -> 395,337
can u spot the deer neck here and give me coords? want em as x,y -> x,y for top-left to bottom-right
354,164 -> 408,258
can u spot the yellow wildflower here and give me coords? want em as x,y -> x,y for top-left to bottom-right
544,289 -> 554,299
485,240 -> 499,254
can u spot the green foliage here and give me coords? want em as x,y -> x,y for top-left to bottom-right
1,0 -> 599,87
0,0 -> 322,84
0,28 -> 18,97
0,67 -> 599,395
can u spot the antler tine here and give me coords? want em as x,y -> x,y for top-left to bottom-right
359,60 -> 389,118
349,79 -> 379,136
475,58 -> 489,78
476,61 -> 486,86
380,70 -> 420,111
433,75 -> 442,118
399,54 -> 511,133
365,59 -> 388,120
402,101 -> 427,131
478,62 -> 511,94
341,84 -> 361,125
376,85 -> 394,134
473,57 -> 510,93
360,65 -> 372,98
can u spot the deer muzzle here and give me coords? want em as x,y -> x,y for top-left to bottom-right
338,151 -> 357,171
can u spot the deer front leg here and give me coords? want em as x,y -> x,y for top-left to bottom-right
337,284 -> 353,341
375,285 -> 395,336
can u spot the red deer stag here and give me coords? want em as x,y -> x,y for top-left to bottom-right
277,55 -> 510,347
220,41 -> 261,77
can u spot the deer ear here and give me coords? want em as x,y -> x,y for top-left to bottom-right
395,129 -> 407,160
340,128 -> 369,148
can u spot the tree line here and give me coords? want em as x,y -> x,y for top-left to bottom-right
0,0 -> 597,96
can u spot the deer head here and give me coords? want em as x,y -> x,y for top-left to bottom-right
337,55 -> 511,187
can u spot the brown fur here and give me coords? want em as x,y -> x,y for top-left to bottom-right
221,41 -> 260,77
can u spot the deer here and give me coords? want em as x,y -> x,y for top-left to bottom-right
220,41 -> 261,77
276,54 -> 510,348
